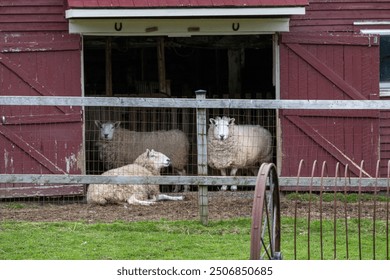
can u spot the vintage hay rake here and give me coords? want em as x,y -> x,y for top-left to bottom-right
250,160 -> 390,260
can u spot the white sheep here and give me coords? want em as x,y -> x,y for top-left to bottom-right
87,149 -> 184,206
94,120 -> 190,192
207,116 -> 273,191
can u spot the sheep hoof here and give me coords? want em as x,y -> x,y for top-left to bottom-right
157,194 -> 184,201
139,201 -> 155,206
230,185 -> 238,191
220,185 -> 228,191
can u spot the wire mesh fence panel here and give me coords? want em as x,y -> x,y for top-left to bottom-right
0,96 -> 276,226
1,97 -> 390,259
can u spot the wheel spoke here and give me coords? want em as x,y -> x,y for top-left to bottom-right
261,237 -> 272,259
250,163 -> 281,260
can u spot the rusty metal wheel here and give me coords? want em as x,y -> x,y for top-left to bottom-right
250,163 -> 282,260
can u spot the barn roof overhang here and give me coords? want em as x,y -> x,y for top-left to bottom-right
65,1 -> 307,36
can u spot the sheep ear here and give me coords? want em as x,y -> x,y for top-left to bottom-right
229,118 -> 235,125
114,121 -> 121,128
94,120 -> 102,128
146,149 -> 155,158
210,117 -> 220,125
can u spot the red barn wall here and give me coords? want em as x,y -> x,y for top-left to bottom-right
289,0 -> 390,34
0,0 -> 83,197
3,0 -> 390,194
280,0 -> 390,177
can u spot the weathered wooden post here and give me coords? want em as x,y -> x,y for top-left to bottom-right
195,89 -> 209,225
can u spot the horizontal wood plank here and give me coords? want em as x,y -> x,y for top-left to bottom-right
2,96 -> 390,110
0,174 -> 388,188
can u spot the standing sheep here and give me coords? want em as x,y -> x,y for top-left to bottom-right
87,149 -> 184,206
207,116 -> 273,191
94,120 -> 190,192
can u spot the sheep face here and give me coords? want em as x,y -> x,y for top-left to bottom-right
210,116 -> 235,141
95,120 -> 120,140
145,149 -> 171,170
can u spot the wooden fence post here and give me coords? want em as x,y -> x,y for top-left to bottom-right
195,89 -> 208,225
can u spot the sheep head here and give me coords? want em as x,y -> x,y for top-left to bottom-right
135,149 -> 171,172
209,116 -> 235,141
95,120 -> 121,140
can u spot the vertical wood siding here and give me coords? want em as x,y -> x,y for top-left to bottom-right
280,0 -> 385,177
0,0 -> 83,197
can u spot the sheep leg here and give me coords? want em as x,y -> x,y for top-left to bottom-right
173,169 -> 190,192
157,194 -> 184,201
230,168 -> 238,191
127,194 -> 156,206
220,169 -> 228,191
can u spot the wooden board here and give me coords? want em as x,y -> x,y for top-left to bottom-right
0,0 -> 84,197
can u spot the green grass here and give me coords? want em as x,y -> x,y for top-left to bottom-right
284,192 -> 390,203
0,217 -> 389,260
281,217 -> 389,260
0,219 -> 251,260
2,203 -> 28,210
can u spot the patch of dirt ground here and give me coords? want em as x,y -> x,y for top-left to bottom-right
0,191 -> 388,223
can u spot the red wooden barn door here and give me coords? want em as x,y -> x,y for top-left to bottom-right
280,34 -> 380,178
0,34 -> 84,197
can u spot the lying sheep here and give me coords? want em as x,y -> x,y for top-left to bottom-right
87,149 -> 184,206
207,116 -> 273,191
94,120 -> 190,192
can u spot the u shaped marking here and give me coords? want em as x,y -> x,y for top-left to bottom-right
115,22 -> 123,32
232,23 -> 240,31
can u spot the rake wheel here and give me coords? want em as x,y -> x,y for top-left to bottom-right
250,163 -> 282,260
